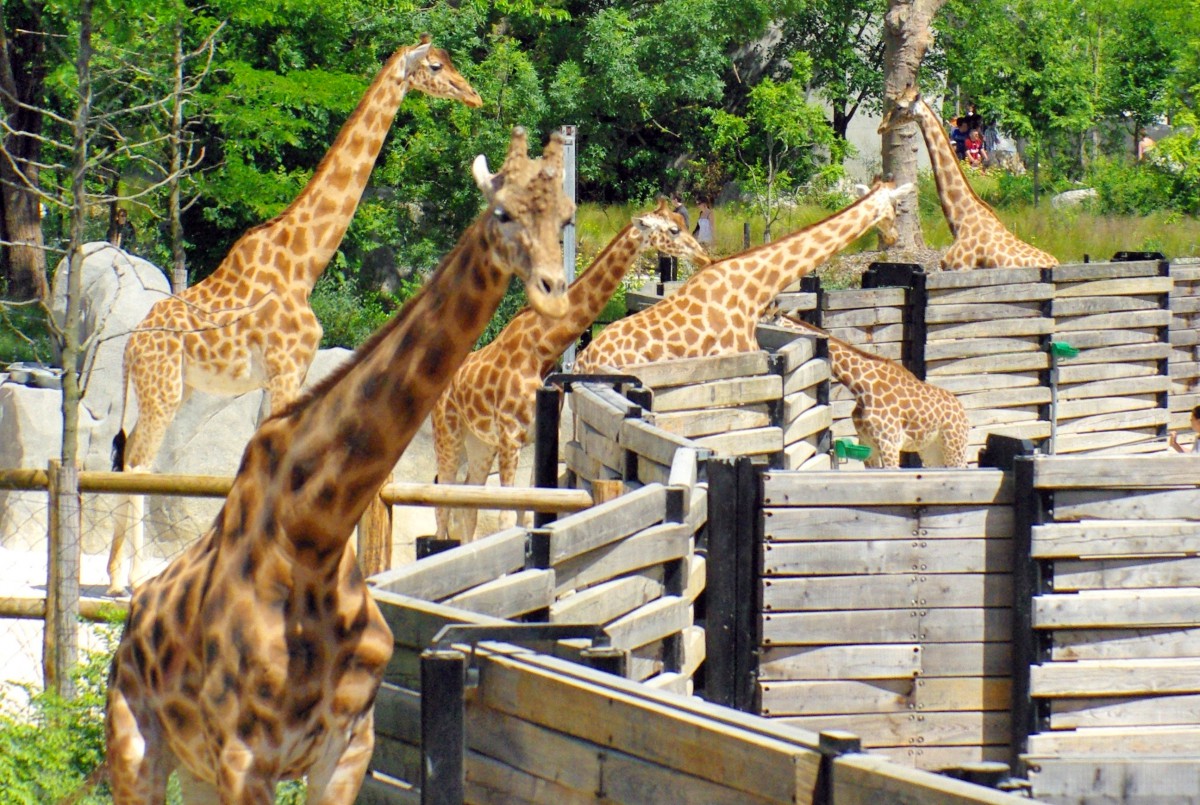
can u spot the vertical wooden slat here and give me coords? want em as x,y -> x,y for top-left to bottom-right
44,459 -> 81,698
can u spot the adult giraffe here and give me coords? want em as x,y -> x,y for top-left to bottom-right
104,128 -> 572,804
106,37 -> 481,596
878,86 -> 1058,271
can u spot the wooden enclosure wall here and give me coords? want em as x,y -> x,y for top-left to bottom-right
371,448 -> 707,696
572,331 -> 833,475
756,469 -> 1016,771
361,591 -> 1031,805
1170,259 -> 1200,431
1015,454 -> 1200,802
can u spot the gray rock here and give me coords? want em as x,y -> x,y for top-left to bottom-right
1050,188 -> 1098,209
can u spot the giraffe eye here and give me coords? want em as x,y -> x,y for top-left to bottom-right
429,61 -> 442,73
669,226 -> 680,235
493,207 -> 512,223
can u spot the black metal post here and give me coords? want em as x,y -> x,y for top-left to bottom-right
736,457 -> 763,712
420,649 -> 466,805
799,275 -> 824,327
657,253 -> 676,287
1010,453 -> 1049,774
743,221 -> 751,250
533,386 -> 562,527
701,457 -> 738,706
1157,258 -> 1172,441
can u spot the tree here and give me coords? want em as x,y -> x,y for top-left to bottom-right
706,53 -> 840,241
880,0 -> 947,248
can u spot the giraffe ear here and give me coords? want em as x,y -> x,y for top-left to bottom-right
854,184 -> 871,198
403,41 -> 432,76
472,154 -> 500,199
892,182 -> 916,198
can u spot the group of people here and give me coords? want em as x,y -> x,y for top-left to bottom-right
950,105 -> 991,170
672,196 -> 716,247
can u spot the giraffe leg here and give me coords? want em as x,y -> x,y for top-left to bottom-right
305,710 -> 376,804
216,742 -> 276,805
432,401 -> 466,541
496,439 -> 524,529
459,432 -> 498,542
106,685 -> 172,804
177,768 -> 221,805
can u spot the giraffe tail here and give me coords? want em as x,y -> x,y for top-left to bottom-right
111,429 -> 127,472
55,760 -> 108,805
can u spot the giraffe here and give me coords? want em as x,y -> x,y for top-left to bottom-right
768,312 -> 970,467
878,86 -> 1058,271
104,127 -> 573,804
432,197 -> 710,541
105,36 -> 482,596
574,180 -> 914,372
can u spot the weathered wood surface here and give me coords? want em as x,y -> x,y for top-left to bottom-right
822,306 -> 904,329
573,383 -> 637,438
650,374 -> 781,413
823,287 -> 908,309
827,323 -> 905,346
1032,520 -> 1200,558
762,471 -> 1013,506
1030,658 -> 1200,697
758,644 -> 923,681
444,569 -> 556,620
1053,427 -> 1160,455
575,421 -> 625,475
782,405 -> 832,446
1051,260 -> 1164,282
928,281 -> 1053,305
1054,556 -> 1200,591
926,266 -> 1043,289
1026,757 -> 1200,804
866,746 -> 1013,776
650,404 -> 771,438
1033,590 -> 1200,629
764,505 -> 1014,541
359,774 -> 419,805
763,539 -> 1013,577
1057,407 -> 1168,436
1025,725 -> 1200,756
783,356 -> 830,395
1053,293 -> 1164,316
553,522 -> 691,597
1050,487 -> 1200,521
773,334 -> 818,373
926,352 -> 1047,377
1054,393 -> 1160,420
1031,455 -> 1200,488
761,607 -> 1011,646
1060,326 -> 1163,348
1051,627 -> 1200,661
604,595 -> 691,651
1055,360 -> 1158,385
924,336 -> 1041,361
1050,692 -> 1200,729
371,528 -> 527,600
543,484 -> 666,565
780,712 -> 1011,749
696,426 -> 782,457
758,677 -> 1011,716
1056,374 -> 1171,400
763,573 -> 1012,611
549,570 -> 664,624
925,301 -> 1045,325
621,418 -> 699,467
1066,341 -> 1172,364
927,317 -> 1056,340
627,351 -> 770,388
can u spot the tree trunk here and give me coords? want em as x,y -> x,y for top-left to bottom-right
881,0 -> 947,250
0,16 -> 49,301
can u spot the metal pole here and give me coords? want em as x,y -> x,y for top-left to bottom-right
533,386 -> 562,527
560,124 -> 578,370
420,649 -> 466,805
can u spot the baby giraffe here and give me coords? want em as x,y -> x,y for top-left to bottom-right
770,311 -> 971,468
104,128 -> 573,803
432,198 -> 710,541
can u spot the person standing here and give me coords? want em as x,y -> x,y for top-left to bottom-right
696,200 -> 715,246
1169,406 -> 1200,453
672,196 -> 691,231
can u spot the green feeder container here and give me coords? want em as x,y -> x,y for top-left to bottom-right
835,439 -> 872,461
1049,341 -> 1079,359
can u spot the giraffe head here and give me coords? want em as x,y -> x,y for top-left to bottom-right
633,197 -> 712,267
401,34 -> 483,108
877,84 -> 924,133
853,179 -> 916,246
472,127 -> 573,318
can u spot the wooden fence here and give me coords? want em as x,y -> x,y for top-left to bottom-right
370,445 -> 707,696
359,589 -> 1032,805
1170,259 -> 1200,431
1013,453 -> 1200,802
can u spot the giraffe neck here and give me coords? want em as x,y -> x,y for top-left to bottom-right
232,217 -> 507,561
512,223 -> 641,367
233,46 -> 413,293
914,100 -> 996,237
714,193 -> 885,314
786,317 -> 891,395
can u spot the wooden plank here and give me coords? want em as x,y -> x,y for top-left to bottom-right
650,375 -> 781,413
925,351 -> 1048,376
764,538 -> 1013,577
1056,360 -> 1159,385
650,404 -> 771,438
1030,658 -> 1200,697
1053,275 -> 1173,298
758,644 -> 923,681
371,527 -> 527,600
576,421 -> 626,475
444,569 -> 556,620
1052,627 -> 1200,661
966,407 -> 1041,427
782,404 -> 832,445
621,418 -> 698,466
800,452 -> 833,471
370,737 -> 422,791
374,682 -> 421,745
1025,725 -> 1200,756
758,677 -> 1011,716
1050,693 -> 1200,729
762,470 -> 1013,507
636,454 -> 672,485
1066,341 -> 1172,365
544,484 -> 666,565
1055,394 -> 1160,420
1051,487 -> 1200,521
1033,590 -> 1200,629
476,652 -> 822,803
827,323 -> 905,347
925,337 -> 1042,361
695,426 -> 782,457
782,385 -> 821,422
1026,757 -> 1200,804
783,357 -> 831,396
918,643 -> 1013,677
822,306 -> 904,328
868,745 -> 1013,774
773,333 -> 817,373
1053,293 -> 1165,316
925,266 -> 1043,288
756,322 -> 809,352
928,281 -> 1053,305
1057,308 -> 1171,332
935,374 -> 1040,394
1031,454 -> 1200,488
1054,428 -> 1160,455
1051,260 -> 1163,282
680,624 -> 706,679
762,573 -> 1012,611
823,287 -> 908,309
780,711 -> 1011,749
1054,556 -> 1200,591
627,351 -> 770,389
957,386 -> 1051,410
1055,408 -> 1169,435
927,317 -> 1056,340
373,589 -> 508,652
1032,520 -> 1200,558
925,301 -> 1045,325
973,421 -> 1051,442
598,746 -> 779,805
549,571 -> 665,624
572,384 -> 633,439
465,750 -> 597,805
771,290 -> 819,313
359,774 -> 419,805
604,595 -> 691,651
553,522 -> 690,597
1060,327 -> 1163,348
761,607 -> 1011,646
1057,374 -> 1171,400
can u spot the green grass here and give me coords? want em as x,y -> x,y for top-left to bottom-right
0,302 -> 55,367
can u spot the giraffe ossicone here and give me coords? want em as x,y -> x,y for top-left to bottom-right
878,85 -> 1058,271
104,127 -> 572,804
432,196 -> 710,541
105,37 -> 481,597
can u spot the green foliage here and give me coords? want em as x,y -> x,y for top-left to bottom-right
309,273 -> 399,348
1087,157 -> 1178,215
0,303 -> 55,366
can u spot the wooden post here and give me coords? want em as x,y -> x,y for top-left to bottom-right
591,479 -> 624,505
356,493 -> 392,577
44,460 -> 81,698
421,649 -> 466,805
